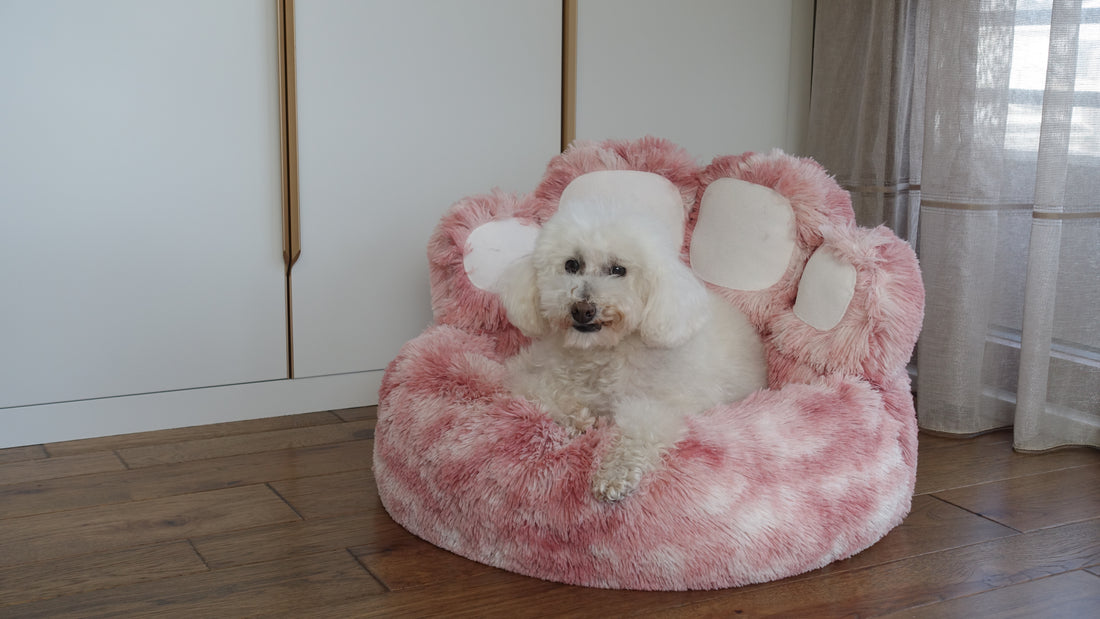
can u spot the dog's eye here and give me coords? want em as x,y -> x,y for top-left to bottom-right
564,259 -> 582,274
610,264 -> 627,277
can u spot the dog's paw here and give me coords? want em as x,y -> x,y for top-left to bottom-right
591,441 -> 650,502
564,407 -> 596,436
591,465 -> 644,502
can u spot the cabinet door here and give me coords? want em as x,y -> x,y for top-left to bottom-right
291,0 -> 562,379
0,1 -> 288,409
574,0 -> 814,158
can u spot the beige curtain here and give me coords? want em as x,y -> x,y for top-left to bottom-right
807,0 -> 1099,451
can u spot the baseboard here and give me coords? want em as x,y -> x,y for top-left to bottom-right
0,370 -> 383,449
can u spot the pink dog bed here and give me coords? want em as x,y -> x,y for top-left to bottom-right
374,138 -> 924,591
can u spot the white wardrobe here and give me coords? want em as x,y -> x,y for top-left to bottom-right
290,1 -> 562,379
0,0 -> 562,447
1,2 -> 291,422
0,0 -> 811,448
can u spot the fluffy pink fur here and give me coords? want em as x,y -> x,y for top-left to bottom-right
426,190 -> 536,357
377,328 -> 914,590
379,138 -> 924,590
534,137 -> 701,223
767,225 -> 925,388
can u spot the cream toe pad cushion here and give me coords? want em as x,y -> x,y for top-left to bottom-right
463,218 -> 540,292
690,178 -> 797,291
792,247 -> 857,331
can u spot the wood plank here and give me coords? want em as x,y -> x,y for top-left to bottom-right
44,411 -> 342,457
934,464 -> 1100,532
2,550 -> 384,619
190,510 -> 404,569
882,570 -> 1100,618
331,405 -> 377,422
0,541 -> 207,608
269,468 -> 380,520
0,440 -> 372,520
915,435 -> 1100,495
352,531 -> 509,592
0,444 -> 48,465
0,451 -> 126,486
816,495 -> 1017,574
646,519 -> 1100,618
0,485 -> 299,567
117,419 -> 375,468
310,560 -> 733,619
917,429 -> 1012,452
286,567 -> 564,619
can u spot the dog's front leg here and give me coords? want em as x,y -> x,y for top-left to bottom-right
591,398 -> 686,502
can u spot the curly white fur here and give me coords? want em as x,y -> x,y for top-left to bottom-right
500,198 -> 766,501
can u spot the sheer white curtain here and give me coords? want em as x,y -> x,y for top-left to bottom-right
807,0 -> 1099,451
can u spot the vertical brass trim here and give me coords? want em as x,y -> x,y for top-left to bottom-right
277,0 -> 301,273
277,0 -> 300,378
562,0 -> 578,151
284,274 -> 296,379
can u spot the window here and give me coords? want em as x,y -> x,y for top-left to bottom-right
1004,0 -> 1100,158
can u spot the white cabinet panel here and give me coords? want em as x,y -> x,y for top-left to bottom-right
0,1 -> 288,409
292,0 -> 562,379
575,0 -> 814,159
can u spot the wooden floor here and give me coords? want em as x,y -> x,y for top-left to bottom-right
1,407 -> 1098,617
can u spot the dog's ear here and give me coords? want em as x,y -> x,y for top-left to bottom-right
496,255 -> 549,337
639,258 -> 709,348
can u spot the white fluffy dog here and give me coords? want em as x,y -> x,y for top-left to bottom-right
500,193 -> 766,502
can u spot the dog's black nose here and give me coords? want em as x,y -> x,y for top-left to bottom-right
571,301 -> 597,324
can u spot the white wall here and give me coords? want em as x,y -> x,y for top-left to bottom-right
575,0 -> 814,160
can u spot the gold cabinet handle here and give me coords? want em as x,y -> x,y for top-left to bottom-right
278,0 -> 301,273
562,0 -> 577,151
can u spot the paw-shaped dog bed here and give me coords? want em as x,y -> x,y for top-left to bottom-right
375,137 -> 924,591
